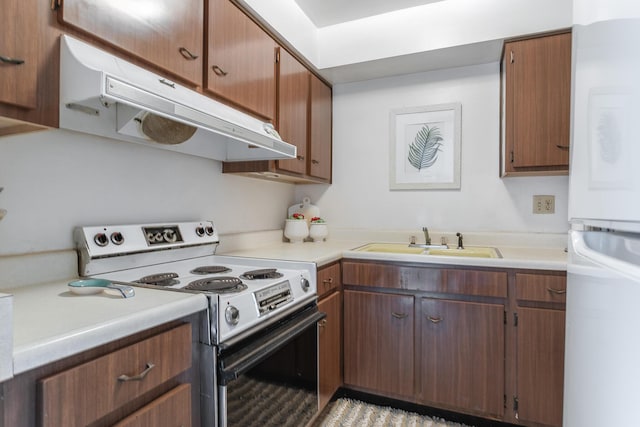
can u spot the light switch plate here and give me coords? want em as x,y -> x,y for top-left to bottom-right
533,195 -> 555,214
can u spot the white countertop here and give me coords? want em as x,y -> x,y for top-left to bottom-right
7,280 -> 207,376
222,239 -> 568,271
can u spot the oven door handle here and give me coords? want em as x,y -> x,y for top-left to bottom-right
218,306 -> 326,385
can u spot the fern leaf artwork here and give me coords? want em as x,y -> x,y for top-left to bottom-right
408,125 -> 444,171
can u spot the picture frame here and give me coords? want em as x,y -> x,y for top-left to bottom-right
389,103 -> 461,190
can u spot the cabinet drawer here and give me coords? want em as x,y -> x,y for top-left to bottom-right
40,323 -> 192,427
318,262 -> 341,298
113,383 -> 191,427
516,273 -> 567,303
342,261 -> 441,290
444,270 -> 508,298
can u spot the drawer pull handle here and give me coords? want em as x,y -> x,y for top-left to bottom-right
118,363 -> 155,382
312,159 -> 320,165
178,47 -> 199,60
391,312 -> 407,319
212,65 -> 228,76
159,78 -> 175,88
427,316 -> 443,324
547,287 -> 566,295
319,319 -> 327,328
322,278 -> 333,285
0,55 -> 25,65
556,144 -> 570,150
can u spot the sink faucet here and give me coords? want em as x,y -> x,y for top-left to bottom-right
422,227 -> 431,245
456,232 -> 464,249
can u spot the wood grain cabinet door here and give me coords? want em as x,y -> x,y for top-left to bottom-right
0,0 -> 38,109
207,0 -> 277,121
57,0 -> 203,86
276,48 -> 309,175
113,383 -> 191,427
344,290 -> 414,399
419,298 -> 505,418
318,291 -> 342,411
516,307 -> 565,427
309,74 -> 332,181
504,32 -> 571,173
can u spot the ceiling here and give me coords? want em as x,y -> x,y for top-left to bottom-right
294,0 -> 445,27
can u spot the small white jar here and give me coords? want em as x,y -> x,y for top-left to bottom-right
284,219 -> 309,243
309,223 -> 328,242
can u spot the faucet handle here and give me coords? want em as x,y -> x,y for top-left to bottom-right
422,227 -> 431,245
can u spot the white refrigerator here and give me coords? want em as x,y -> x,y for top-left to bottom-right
564,0 -> 640,426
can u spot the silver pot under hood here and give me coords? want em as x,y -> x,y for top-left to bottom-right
58,35 -> 296,162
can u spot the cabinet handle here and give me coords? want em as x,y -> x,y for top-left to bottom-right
178,47 -> 199,60
117,363 -> 155,382
510,50 -> 514,64
547,287 -> 566,295
556,144 -> 570,150
391,312 -> 408,319
211,65 -> 228,76
159,78 -> 176,88
0,55 -> 25,65
318,319 -> 327,328
427,316 -> 443,324
312,159 -> 319,165
322,278 -> 333,285
297,155 -> 305,161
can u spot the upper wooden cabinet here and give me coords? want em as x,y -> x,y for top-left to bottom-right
206,0 -> 277,121
0,0 -> 38,110
56,0 -> 204,86
309,73 -> 333,181
222,49 -> 333,184
502,31 -> 572,176
276,47 -> 310,175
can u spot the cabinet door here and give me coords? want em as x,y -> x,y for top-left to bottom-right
309,74 -> 332,181
419,298 -> 505,418
344,290 -> 414,398
58,0 -> 203,86
0,0 -> 38,109
516,307 -> 565,427
113,383 -> 191,427
276,48 -> 309,175
207,0 -> 277,120
504,32 -> 571,172
318,291 -> 342,411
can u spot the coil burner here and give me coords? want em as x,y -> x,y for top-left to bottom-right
137,272 -> 179,286
190,265 -> 232,275
240,268 -> 284,280
185,277 -> 248,293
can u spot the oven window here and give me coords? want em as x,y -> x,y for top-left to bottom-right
224,325 -> 318,426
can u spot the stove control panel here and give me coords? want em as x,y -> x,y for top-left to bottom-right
254,281 -> 293,316
143,225 -> 183,246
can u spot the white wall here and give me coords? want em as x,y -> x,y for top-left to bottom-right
0,130 -> 295,256
296,62 -> 570,234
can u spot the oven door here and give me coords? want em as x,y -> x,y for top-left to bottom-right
217,304 -> 325,427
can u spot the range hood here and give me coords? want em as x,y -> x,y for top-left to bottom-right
59,35 -> 296,162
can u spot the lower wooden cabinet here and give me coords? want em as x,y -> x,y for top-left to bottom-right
343,290 -> 415,399
513,273 -> 566,427
342,260 -> 566,427
0,317 -> 199,427
419,298 -> 505,418
114,383 -> 191,427
318,291 -> 342,411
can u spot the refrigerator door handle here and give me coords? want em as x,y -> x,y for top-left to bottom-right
570,230 -> 640,282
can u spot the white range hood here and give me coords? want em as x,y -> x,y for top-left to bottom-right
58,35 -> 296,162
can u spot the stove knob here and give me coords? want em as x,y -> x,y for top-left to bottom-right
195,226 -> 205,237
110,232 -> 124,245
205,225 -> 215,236
300,277 -> 310,292
163,229 -> 177,243
94,233 -> 109,247
225,306 -> 240,325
